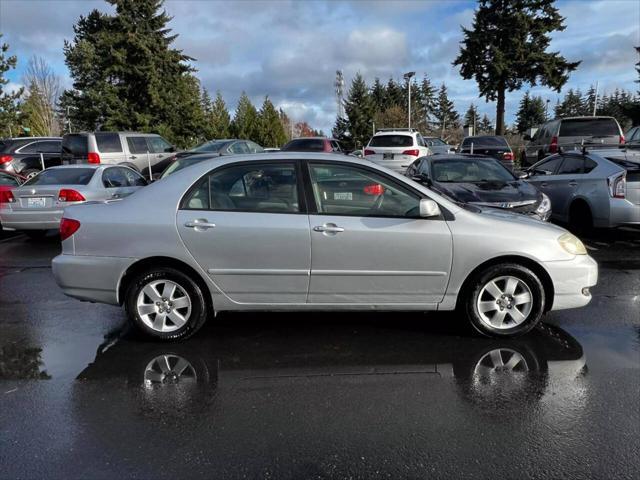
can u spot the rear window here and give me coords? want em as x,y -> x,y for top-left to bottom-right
281,139 -> 326,151
559,119 -> 620,137
368,135 -> 413,148
23,168 -> 95,186
62,135 -> 88,155
606,157 -> 640,181
95,133 -> 123,153
462,136 -> 508,147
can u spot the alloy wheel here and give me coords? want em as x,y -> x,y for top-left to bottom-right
143,354 -> 197,388
136,279 -> 192,332
476,275 -> 533,329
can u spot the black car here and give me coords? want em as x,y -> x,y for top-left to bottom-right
458,135 -> 515,170
0,137 -> 62,178
281,137 -> 344,153
406,154 -> 551,221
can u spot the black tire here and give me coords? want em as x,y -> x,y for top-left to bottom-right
125,267 -> 209,341
569,201 -> 593,236
461,263 -> 545,338
24,230 -> 48,240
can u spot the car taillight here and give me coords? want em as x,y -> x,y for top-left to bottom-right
0,155 -> 13,164
0,190 -> 15,203
60,218 -> 81,241
364,149 -> 375,156
402,149 -> 420,156
607,172 -> 626,199
620,135 -> 625,145
503,152 -> 514,161
363,184 -> 385,195
87,152 -> 101,164
549,136 -> 558,153
58,189 -> 86,202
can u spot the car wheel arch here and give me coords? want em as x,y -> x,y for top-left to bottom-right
455,255 -> 555,313
118,256 -> 213,312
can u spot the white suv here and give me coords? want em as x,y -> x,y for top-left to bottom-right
364,129 -> 432,172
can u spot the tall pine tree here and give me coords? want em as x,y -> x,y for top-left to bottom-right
434,83 -> 459,132
344,73 -> 375,148
257,97 -> 287,147
453,0 -> 580,135
209,91 -> 231,139
464,103 -> 481,133
515,91 -> 546,133
231,92 -> 259,142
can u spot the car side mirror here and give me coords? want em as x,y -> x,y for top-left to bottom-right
411,173 -> 431,185
517,170 -> 530,179
419,199 -> 441,218
165,146 -> 176,153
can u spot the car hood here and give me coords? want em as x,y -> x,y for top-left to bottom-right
434,180 -> 540,205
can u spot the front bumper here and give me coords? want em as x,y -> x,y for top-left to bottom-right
544,254 -> 598,310
0,207 -> 64,230
52,254 -> 136,305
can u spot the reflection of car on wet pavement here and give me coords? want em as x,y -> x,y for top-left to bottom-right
75,321 -> 585,417
53,153 -> 597,341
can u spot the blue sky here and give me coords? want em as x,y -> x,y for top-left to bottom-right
1,0 -> 638,133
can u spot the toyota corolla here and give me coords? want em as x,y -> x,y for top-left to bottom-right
52,153 -> 597,341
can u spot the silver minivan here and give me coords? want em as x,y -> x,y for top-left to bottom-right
61,132 -> 176,177
522,117 -> 625,167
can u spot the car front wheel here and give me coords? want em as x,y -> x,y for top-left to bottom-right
463,263 -> 545,337
125,267 -> 209,341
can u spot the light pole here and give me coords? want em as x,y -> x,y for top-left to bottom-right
404,71 -> 416,129
545,99 -> 550,120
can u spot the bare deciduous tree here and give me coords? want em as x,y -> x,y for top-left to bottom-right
22,56 -> 62,136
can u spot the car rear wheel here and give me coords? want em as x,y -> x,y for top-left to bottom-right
462,263 -> 545,337
22,169 -> 40,180
569,201 -> 593,236
125,267 -> 209,341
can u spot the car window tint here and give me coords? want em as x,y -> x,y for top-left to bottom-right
534,156 -> 562,175
559,118 -> 619,136
18,142 -> 43,153
584,158 -> 597,173
121,168 -> 147,186
126,136 -> 149,154
95,133 -> 123,153
463,136 -> 507,147
432,159 -> 514,182
229,142 -> 249,154
183,163 -> 299,213
282,139 -> 325,151
24,168 -> 94,186
416,136 -> 425,147
558,156 -> 584,174
147,136 -> 172,154
309,163 -> 421,218
62,135 -> 88,156
20,140 -> 60,153
368,135 -> 413,148
102,168 -> 130,188
627,127 -> 639,142
192,140 -> 232,153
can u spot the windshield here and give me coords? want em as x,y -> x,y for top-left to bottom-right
425,138 -> 446,146
191,140 -> 233,153
432,159 -> 515,183
23,168 -> 95,186
462,137 -> 507,147
368,135 -> 413,148
559,118 -> 619,137
161,156 -> 211,178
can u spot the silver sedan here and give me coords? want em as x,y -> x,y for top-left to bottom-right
0,164 -> 147,238
52,153 -> 597,341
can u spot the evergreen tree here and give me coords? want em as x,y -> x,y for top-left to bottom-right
433,83 -> 459,131
231,92 -> 259,142
209,90 -> 231,139
453,0 -> 580,134
515,91 -> 546,133
385,78 -> 403,108
555,89 -> 584,117
420,75 -> 437,127
279,108 -> 292,141
258,96 -> 287,147
61,0 -> 206,147
583,85 -> 598,116
344,73 -> 375,148
464,103 -> 481,133
332,116 -> 353,151
370,78 -> 386,111
0,35 -> 23,137
478,114 -> 493,134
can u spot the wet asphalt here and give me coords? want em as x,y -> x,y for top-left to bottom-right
0,229 -> 638,479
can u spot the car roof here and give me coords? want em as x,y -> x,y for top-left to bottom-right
558,116 -> 617,121
48,164 -> 103,170
287,137 -> 332,141
463,135 -> 505,139
427,154 -> 500,162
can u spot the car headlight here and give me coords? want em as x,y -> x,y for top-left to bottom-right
558,232 -> 587,255
535,193 -> 551,215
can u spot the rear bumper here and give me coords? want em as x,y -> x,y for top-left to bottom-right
0,208 -> 64,230
607,198 -> 640,227
544,255 -> 598,310
369,158 -> 415,173
52,254 -> 136,305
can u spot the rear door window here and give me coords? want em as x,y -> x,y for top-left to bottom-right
62,135 -> 88,156
24,168 -> 95,186
147,136 -> 172,154
559,119 -> 620,136
533,156 -> 563,175
368,135 -> 413,148
102,167 -> 130,188
95,133 -> 123,153
558,156 -> 584,174
126,136 -> 150,154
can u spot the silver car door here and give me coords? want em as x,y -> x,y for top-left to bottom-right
176,161 -> 310,304
306,162 -> 452,304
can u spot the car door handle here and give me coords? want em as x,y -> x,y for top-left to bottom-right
130,155 -> 137,160
111,193 -> 120,198
313,224 -> 344,233
184,219 -> 216,230
568,181 -> 578,187
540,182 -> 548,188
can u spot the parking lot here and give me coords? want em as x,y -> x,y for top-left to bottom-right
0,229 -> 637,479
